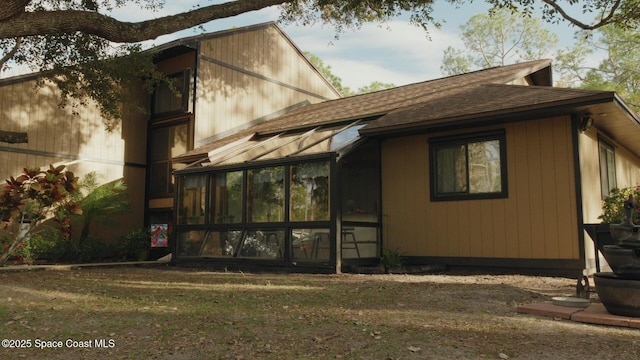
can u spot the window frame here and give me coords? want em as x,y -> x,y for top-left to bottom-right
148,119 -> 191,198
151,69 -> 190,117
429,129 -> 508,201
598,138 -> 617,198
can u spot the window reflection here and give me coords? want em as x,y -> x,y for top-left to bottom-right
291,228 -> 330,261
290,161 -> 329,221
236,230 -> 284,259
177,174 -> 206,224
341,226 -> 379,259
211,171 -> 243,223
247,166 -> 285,222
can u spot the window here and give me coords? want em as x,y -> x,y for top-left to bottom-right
429,130 -> 507,201
153,71 -> 189,115
247,166 -> 285,222
149,122 -> 189,197
290,161 -> 329,222
176,174 -> 206,224
599,139 -> 617,198
211,171 -> 243,224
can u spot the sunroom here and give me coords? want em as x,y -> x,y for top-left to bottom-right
172,120 -> 380,272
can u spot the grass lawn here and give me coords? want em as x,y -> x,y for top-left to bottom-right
0,266 -> 639,359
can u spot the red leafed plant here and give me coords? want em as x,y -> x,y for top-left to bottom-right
0,165 -> 82,266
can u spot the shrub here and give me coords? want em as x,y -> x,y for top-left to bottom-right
599,186 -> 640,224
0,165 -> 81,266
120,228 -> 151,261
381,247 -> 404,268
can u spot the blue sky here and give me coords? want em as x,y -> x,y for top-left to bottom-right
7,1 -> 593,89
113,1 -> 588,90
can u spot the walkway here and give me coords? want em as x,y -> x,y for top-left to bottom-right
518,301 -> 640,328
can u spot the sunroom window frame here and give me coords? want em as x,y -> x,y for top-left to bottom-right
173,154 -> 337,264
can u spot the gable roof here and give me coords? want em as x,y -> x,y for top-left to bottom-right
175,59 -> 552,163
250,59 -> 554,136
175,59 -> 640,163
361,83 -> 619,135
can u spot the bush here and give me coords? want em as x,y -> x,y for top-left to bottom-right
16,228 -> 59,264
600,186 -> 640,224
120,228 -> 151,261
77,238 -> 120,262
381,247 -> 404,268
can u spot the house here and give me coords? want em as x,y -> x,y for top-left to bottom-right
172,58 -> 640,277
0,22 -> 341,253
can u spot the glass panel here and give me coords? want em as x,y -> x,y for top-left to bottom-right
436,144 -> 467,194
247,166 -> 285,222
468,140 -> 502,193
291,228 -> 330,262
236,229 -> 284,259
599,143 -> 617,197
178,230 -> 244,257
201,230 -> 242,257
254,130 -> 319,161
170,124 -> 188,158
330,124 -> 365,151
149,123 -> 188,196
177,174 -> 206,224
176,229 -> 206,256
341,226 -> 379,259
149,162 -> 169,196
290,161 -> 330,221
154,73 -> 184,114
150,127 -> 169,161
607,154 -> 616,193
211,171 -> 243,224
340,141 -> 379,221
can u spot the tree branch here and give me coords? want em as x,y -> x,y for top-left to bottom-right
0,0 -> 288,42
541,0 -> 621,30
0,0 -> 30,21
0,37 -> 22,72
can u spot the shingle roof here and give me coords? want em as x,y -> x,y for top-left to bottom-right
250,59 -> 553,135
362,83 -> 617,134
175,59 -> 628,163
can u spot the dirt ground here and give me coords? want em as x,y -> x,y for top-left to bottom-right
0,266 -> 638,359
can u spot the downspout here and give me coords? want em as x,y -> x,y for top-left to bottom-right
571,114 -> 587,276
332,154 -> 341,274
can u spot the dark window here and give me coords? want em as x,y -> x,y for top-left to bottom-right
153,71 -> 189,115
148,122 -> 189,198
599,139 -> 617,198
290,162 -> 330,222
429,130 -> 507,201
247,166 -> 285,223
211,171 -> 243,224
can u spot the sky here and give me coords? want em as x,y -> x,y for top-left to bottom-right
5,1 -> 594,90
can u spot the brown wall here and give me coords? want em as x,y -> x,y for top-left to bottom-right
381,116 -> 580,261
194,25 -> 340,146
579,127 -> 640,223
579,126 -> 640,272
0,76 -> 148,243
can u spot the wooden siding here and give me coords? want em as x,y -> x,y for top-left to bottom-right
381,116 -> 580,260
194,25 -> 340,146
0,77 -> 148,241
579,127 -> 640,223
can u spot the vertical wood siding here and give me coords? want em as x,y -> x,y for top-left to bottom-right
381,116 -> 579,260
194,25 -> 340,145
580,128 -> 640,223
0,76 -> 148,241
